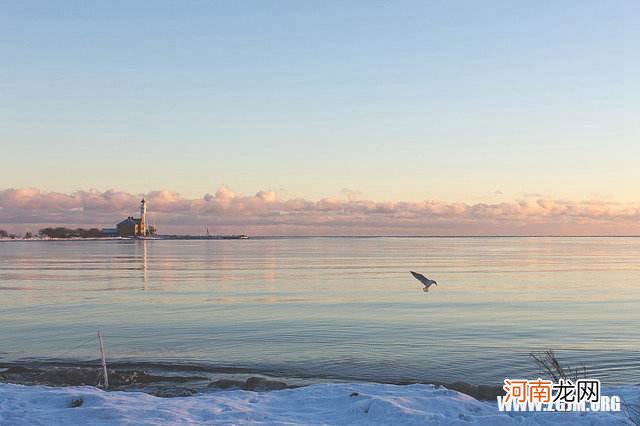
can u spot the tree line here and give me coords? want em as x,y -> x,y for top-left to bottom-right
38,227 -> 105,238
0,228 -> 110,238
1,227 -> 158,238
0,230 -> 31,239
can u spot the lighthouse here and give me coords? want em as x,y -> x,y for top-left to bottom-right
139,198 -> 147,237
114,199 -> 154,237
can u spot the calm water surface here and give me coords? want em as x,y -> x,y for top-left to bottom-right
1,237 -> 639,385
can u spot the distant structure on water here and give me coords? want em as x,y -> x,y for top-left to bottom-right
102,199 -> 155,238
100,199 -> 247,239
32,197 -> 247,239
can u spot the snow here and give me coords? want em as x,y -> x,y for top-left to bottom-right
0,382 -> 638,425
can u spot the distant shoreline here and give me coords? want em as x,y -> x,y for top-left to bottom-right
1,235 -> 638,241
0,235 -> 249,242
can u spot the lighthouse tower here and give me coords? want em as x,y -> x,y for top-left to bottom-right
139,198 -> 147,237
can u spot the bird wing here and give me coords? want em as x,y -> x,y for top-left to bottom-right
410,271 -> 431,286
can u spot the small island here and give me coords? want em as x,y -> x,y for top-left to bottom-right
1,199 -> 247,240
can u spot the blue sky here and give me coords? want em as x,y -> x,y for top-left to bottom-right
2,1 -> 637,203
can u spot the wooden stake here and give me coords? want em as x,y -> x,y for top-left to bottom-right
98,331 -> 109,389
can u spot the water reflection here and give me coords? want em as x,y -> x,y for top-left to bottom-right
0,237 -> 639,385
142,240 -> 148,290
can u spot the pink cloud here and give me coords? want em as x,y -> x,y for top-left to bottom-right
1,186 -> 639,236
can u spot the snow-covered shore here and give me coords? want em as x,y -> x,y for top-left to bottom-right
1,382 -> 638,425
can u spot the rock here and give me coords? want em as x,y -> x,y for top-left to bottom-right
243,377 -> 288,391
208,379 -> 244,389
5,366 -> 30,374
476,384 -> 503,400
150,387 -> 197,398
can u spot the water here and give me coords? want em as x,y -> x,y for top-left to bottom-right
1,237 -> 639,386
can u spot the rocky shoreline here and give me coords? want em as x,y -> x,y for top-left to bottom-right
0,362 -> 503,400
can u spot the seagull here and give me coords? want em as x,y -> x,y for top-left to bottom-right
410,271 -> 438,292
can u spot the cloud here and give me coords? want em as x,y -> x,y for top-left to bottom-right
1,187 -> 639,235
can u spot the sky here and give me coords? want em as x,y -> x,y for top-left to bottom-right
1,1 -> 638,235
